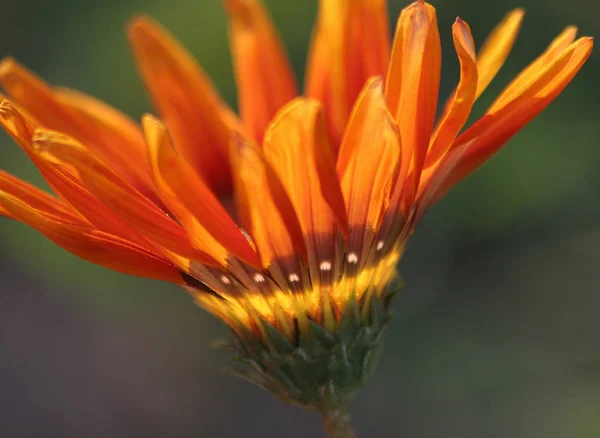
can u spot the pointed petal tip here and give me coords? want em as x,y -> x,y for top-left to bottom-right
0,57 -> 17,76
127,14 -> 154,35
581,36 -> 594,52
222,0 -> 259,15
140,112 -> 160,130
508,8 -> 526,20
573,36 -> 594,51
127,15 -> 165,46
564,25 -> 578,35
365,75 -> 384,92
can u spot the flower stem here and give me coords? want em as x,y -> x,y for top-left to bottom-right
321,406 -> 357,438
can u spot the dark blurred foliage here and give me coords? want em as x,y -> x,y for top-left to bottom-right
1,1 -> 599,437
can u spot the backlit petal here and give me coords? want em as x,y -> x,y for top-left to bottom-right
305,0 -> 390,151
435,37 -> 593,199
0,169 -> 82,221
142,115 -> 260,268
263,98 -> 348,281
0,101 -> 138,242
337,78 -> 401,266
53,87 -> 162,205
425,18 -> 478,167
488,26 -> 578,112
31,128 -> 215,265
224,0 -> 297,143
0,59 -> 156,199
475,8 -> 525,99
230,135 -> 307,283
0,190 -> 185,283
385,0 -> 441,209
128,16 -> 241,194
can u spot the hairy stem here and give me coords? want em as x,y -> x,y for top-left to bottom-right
321,406 -> 357,438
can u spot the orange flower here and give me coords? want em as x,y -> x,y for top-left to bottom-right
0,0 -> 592,347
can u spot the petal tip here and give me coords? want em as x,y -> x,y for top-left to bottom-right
510,8 -> 526,20
127,14 -> 159,42
141,112 -> 160,129
365,75 -> 384,91
222,0 -> 251,15
0,57 -> 17,79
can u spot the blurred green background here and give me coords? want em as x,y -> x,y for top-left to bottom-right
0,0 -> 598,437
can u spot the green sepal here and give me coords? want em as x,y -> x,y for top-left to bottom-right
308,320 -> 336,348
258,317 -> 295,355
222,288 -> 400,411
337,291 -> 360,340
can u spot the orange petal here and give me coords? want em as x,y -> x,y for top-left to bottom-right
0,59 -> 157,199
263,98 -> 348,276
475,8 -> 525,99
31,128 -> 215,265
436,37 -> 593,199
0,189 -> 186,284
425,18 -> 478,168
52,87 -> 162,205
224,0 -> 297,143
385,0 -> 441,209
230,135 -> 307,280
0,206 -> 11,218
142,115 -> 260,268
305,0 -> 390,151
488,26 -> 578,112
128,16 -> 241,194
0,101 -> 137,241
0,169 -> 83,223
337,77 -> 401,264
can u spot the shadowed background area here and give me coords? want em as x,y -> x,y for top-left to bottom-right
0,0 -> 599,437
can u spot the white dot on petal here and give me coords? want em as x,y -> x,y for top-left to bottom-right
320,261 -> 332,271
376,240 -> 384,251
347,253 -> 358,264
253,273 -> 265,283
220,275 -> 231,284
288,273 -> 300,282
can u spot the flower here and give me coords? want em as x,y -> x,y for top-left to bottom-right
0,0 -> 592,411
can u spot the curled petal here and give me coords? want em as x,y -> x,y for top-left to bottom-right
435,37 -> 593,199
224,0 -> 297,143
425,18 -> 478,168
128,16 -> 241,194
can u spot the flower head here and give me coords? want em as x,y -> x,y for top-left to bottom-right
0,0 -> 592,410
